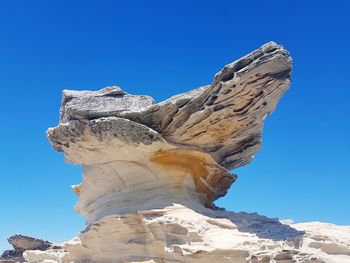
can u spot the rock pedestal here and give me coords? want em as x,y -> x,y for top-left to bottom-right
17,42 -> 350,263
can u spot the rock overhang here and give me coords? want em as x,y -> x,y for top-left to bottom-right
46,42 -> 291,213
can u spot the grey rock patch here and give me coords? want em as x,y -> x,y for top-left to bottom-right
0,235 -> 55,263
89,116 -> 163,145
8,235 -> 52,251
60,86 -> 156,123
0,249 -> 23,263
46,120 -> 85,152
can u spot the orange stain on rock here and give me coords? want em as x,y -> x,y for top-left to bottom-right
150,149 -> 236,207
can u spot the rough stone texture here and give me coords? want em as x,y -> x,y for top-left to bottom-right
0,249 -> 24,263
8,235 -> 52,252
59,86 -> 156,123
56,42 -> 291,172
10,42 -> 350,262
0,235 -> 54,263
22,207 -> 350,263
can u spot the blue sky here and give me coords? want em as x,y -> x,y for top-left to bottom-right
0,0 -> 349,251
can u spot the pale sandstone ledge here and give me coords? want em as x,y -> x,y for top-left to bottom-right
6,42 -> 349,263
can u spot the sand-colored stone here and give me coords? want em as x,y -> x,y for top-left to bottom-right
16,42 -> 350,263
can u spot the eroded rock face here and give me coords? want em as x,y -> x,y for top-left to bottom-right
16,42 -> 350,262
47,42 -> 291,213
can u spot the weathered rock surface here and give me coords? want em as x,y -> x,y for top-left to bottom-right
8,235 -> 52,252
9,42 -> 350,262
21,208 -> 350,263
0,235 -> 54,263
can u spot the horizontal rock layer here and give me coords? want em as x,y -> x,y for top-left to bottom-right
23,206 -> 350,263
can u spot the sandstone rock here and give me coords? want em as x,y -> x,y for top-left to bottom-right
11,42 -> 350,262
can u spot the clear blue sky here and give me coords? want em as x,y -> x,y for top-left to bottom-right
0,0 -> 349,251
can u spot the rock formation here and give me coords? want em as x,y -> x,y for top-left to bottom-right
8,42 -> 350,262
0,235 -> 53,263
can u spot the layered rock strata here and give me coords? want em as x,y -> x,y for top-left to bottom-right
17,42 -> 350,262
